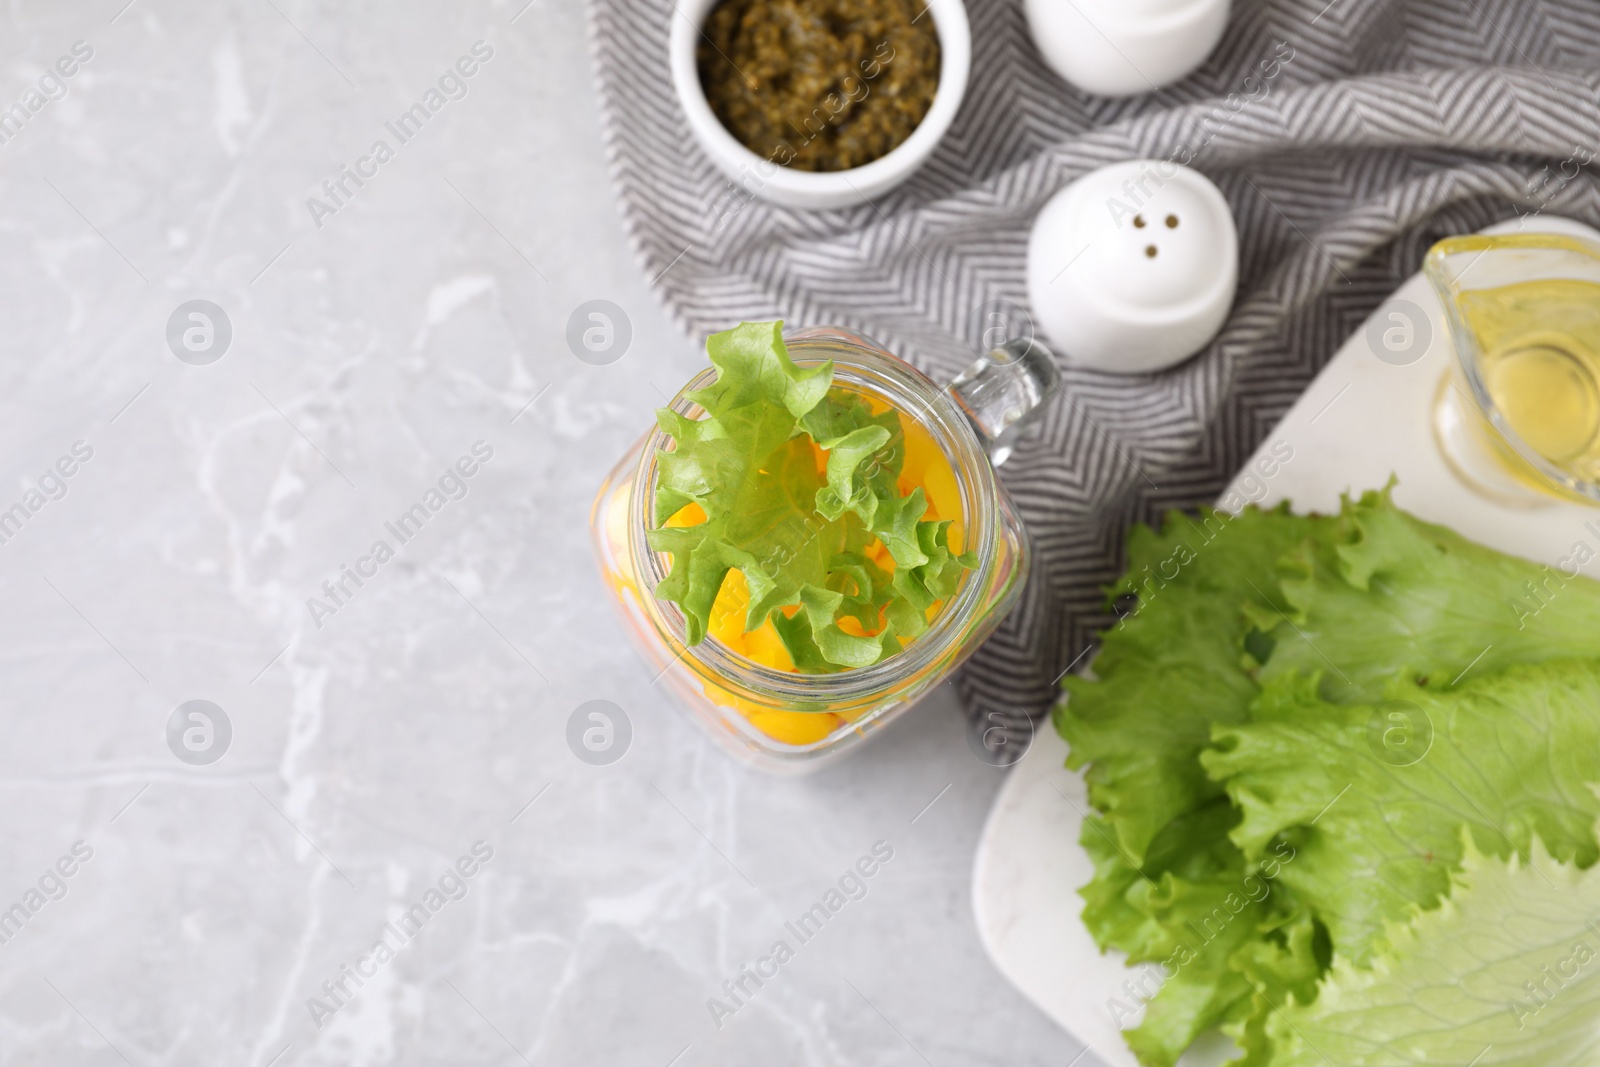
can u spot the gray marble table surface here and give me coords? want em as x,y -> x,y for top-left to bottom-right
0,2 -> 1085,1064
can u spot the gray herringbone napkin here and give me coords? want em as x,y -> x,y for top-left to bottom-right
585,0 -> 1600,737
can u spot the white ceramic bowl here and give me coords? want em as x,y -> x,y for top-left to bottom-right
670,0 -> 971,210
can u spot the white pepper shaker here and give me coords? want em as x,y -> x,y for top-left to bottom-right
1026,159 -> 1239,374
1025,0 -> 1231,96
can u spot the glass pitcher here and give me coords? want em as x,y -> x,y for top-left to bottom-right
590,325 -> 1056,773
1427,231 -> 1600,507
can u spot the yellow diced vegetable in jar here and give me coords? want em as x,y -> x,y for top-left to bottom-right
747,710 -> 844,745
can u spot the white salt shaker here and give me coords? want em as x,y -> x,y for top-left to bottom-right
1025,0 -> 1231,96
1025,159 -> 1238,374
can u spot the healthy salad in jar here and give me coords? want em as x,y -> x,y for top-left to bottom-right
591,322 -> 1044,771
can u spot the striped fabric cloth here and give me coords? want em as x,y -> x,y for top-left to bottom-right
585,0 -> 1600,739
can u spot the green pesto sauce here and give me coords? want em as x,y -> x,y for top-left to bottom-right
697,0 -> 941,173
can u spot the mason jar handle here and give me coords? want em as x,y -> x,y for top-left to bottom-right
946,337 -> 1061,466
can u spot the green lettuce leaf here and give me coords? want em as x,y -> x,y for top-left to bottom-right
1260,485 -> 1600,700
1221,908 -> 1327,1067
1056,503 -> 1338,1065
1270,828 -> 1600,1066
647,321 -> 974,672
1058,503 -> 1335,865
1058,487 -> 1600,1067
1085,800 -> 1320,1067
1205,660 -> 1600,966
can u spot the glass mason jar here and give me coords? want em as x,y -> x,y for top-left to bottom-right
590,325 -> 1056,773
